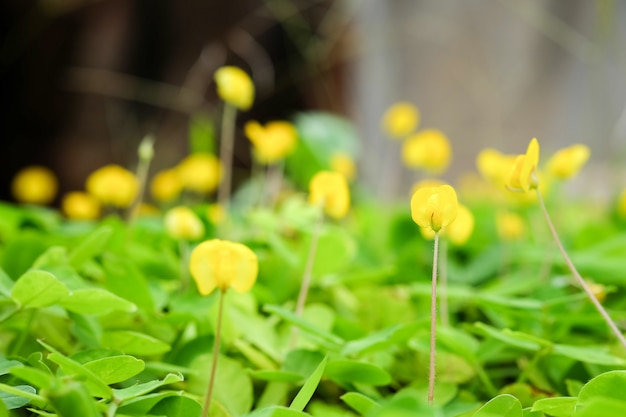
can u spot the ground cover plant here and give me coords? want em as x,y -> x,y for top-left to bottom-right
3,67 -> 626,417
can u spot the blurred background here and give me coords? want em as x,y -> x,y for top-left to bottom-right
2,0 -> 626,203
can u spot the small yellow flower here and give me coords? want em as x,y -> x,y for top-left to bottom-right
244,120 -> 298,164
86,165 -> 139,208
164,206 -> 205,241
309,171 -> 350,220
381,102 -> 420,138
330,152 -> 356,181
410,185 -> 458,232
496,211 -> 525,241
176,154 -> 222,194
151,169 -> 182,202
402,129 -> 452,174
214,66 -> 254,111
12,166 -> 58,205
189,239 -> 258,295
588,282 -> 607,303
207,203 -> 226,224
507,138 -> 540,192
420,203 -> 474,245
546,144 -> 590,180
476,149 -> 518,188
62,192 -> 101,220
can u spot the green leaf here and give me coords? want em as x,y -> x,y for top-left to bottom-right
263,304 -> 344,348
531,397 -> 576,417
82,355 -> 145,385
10,367 -> 54,390
247,406 -> 312,417
1,233 -> 49,279
341,323 -> 421,356
340,392 -> 380,415
471,323 -> 549,352
309,227 -> 356,277
576,370 -> 626,414
552,344 -> 626,366
576,397 -> 626,417
59,288 -> 136,315
117,391 -> 179,415
40,341 -> 112,400
290,356 -> 327,411
0,385 -> 35,410
249,370 -> 304,383
0,358 -> 22,376
471,394 -> 523,417
102,254 -> 155,311
68,225 -> 113,269
150,395 -> 202,417
325,359 -> 392,386
11,270 -> 69,309
113,373 -> 184,402
45,381 -> 102,417
100,330 -> 170,356
0,267 -> 14,297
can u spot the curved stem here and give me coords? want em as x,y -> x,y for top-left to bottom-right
217,103 -> 237,212
290,209 -> 324,347
428,232 -> 440,405
201,289 -> 226,417
536,189 -> 626,350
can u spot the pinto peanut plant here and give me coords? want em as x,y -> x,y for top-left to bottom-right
3,85 -> 626,417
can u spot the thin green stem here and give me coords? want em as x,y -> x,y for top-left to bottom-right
428,232 -> 440,405
536,189 -> 626,350
217,103 -> 237,212
129,135 -> 154,223
439,239 -> 449,327
290,208 -> 324,348
201,289 -> 226,417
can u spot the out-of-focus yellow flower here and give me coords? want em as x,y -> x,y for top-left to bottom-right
12,166 -> 58,205
476,149 -> 517,188
588,282 -> 607,303
214,66 -> 254,111
165,206 -> 205,240
86,165 -> 139,208
496,211 -> 525,241
507,138 -> 540,192
410,185 -> 458,232
411,179 -> 447,196
207,203 -> 226,224
330,152 -> 356,181
62,192 -> 100,220
134,203 -> 160,217
189,239 -> 258,295
244,120 -> 298,164
420,203 -> 474,245
546,144 -> 590,180
402,129 -> 451,174
176,154 -> 222,194
381,102 -> 420,139
309,171 -> 350,220
151,169 -> 182,202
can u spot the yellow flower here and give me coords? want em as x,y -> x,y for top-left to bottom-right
207,203 -> 226,224
476,149 -> 517,188
150,169 -> 182,202
402,129 -> 452,174
410,179 -> 447,197
214,66 -> 254,111
420,203 -> 474,245
164,206 -> 205,240
12,166 -> 58,205
496,212 -> 525,241
588,282 -> 607,303
507,138 -> 540,192
309,171 -> 350,219
546,144 -> 590,180
86,165 -> 139,208
410,185 -> 458,232
189,239 -> 258,295
62,192 -> 101,220
381,102 -> 420,138
330,152 -> 356,181
176,154 -> 222,194
244,120 -> 298,164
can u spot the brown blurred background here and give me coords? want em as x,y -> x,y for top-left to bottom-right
2,0 -> 626,203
